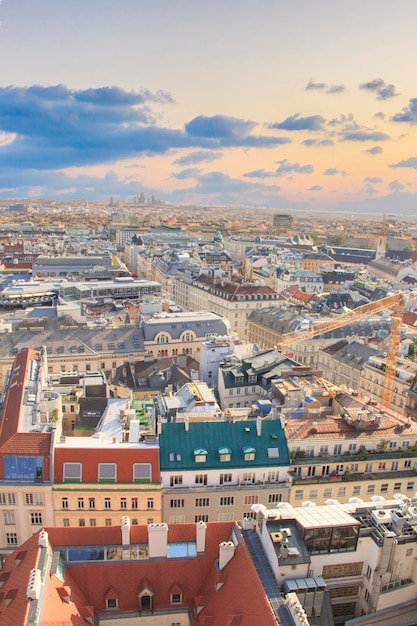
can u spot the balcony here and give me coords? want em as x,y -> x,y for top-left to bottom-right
291,467 -> 417,486
291,448 -> 417,466
164,480 -> 292,495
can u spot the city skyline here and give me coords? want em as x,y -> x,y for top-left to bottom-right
1,0 -> 417,213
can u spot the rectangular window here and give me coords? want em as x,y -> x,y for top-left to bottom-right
171,499 -> 185,508
393,482 -> 402,492
35,493 -> 44,505
195,498 -> 209,507
309,489 -> 318,499
6,532 -> 18,546
295,490 -> 303,500
90,519 -> 96,527
30,512 -> 43,525
404,460 -> 412,469
25,493 -> 33,505
133,463 -> 151,482
378,462 -> 386,470
78,497 -> 84,509
195,514 -> 209,523
219,473 -> 232,484
62,497 -> 69,509
89,498 -> 95,509
268,493 -> 282,504
380,484 -> 388,493
242,472 -> 255,483
3,511 -> 15,525
389,441 -> 397,449
98,463 -> 117,482
147,498 -> 154,510
367,485 -> 375,495
120,498 -> 127,509
268,471 -> 278,482
391,461 -> 399,471
323,488 -> 332,498
195,474 -> 207,485
104,497 -> 111,509
131,497 -> 138,509
64,462 -> 82,482
79,519 -> 85,527
320,445 -> 329,454
63,519 -> 70,527
220,496 -> 234,506
105,519 -> 112,526
170,475 -> 183,487
337,487 -> 346,498
244,495 -> 259,505
407,481 -> 415,491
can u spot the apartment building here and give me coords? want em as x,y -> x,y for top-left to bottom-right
159,416 -> 291,524
284,392 -> 417,506
318,340 -> 378,391
0,349 -> 58,556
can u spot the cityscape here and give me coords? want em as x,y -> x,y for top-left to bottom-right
1,2 -> 417,626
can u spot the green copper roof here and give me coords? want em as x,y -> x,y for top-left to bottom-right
159,419 -> 290,471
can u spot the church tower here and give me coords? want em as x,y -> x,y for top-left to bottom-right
375,215 -> 387,260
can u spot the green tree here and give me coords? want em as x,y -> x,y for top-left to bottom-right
408,343 -> 417,361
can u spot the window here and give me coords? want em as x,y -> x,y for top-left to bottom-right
404,460 -> 412,469
120,498 -> 127,509
98,463 -> 117,482
389,441 -> 397,449
295,490 -> 303,500
78,497 -> 84,509
219,447 -> 231,462
268,471 -> 278,482
62,497 -> 69,509
381,484 -> 389,493
3,511 -> 15,525
407,481 -> 415,491
194,449 -> 207,463
320,445 -> 328,454
393,482 -> 402,492
367,485 -> 375,495
268,493 -> 282,504
244,495 -> 259,505
89,498 -> 95,509
25,493 -> 33,505
63,518 -> 70,527
348,443 -> 357,452
402,441 -> 410,448
171,499 -> 184,508
4,455 -> 44,482
170,475 -> 183,487
132,518 -> 138,525
6,532 -> 18,546
104,498 -> 111,509
337,487 -> 346,498
79,519 -> 85,527
35,493 -> 44,505
195,498 -> 210,507
195,514 -> 209,522
350,463 -> 359,472
324,488 -> 332,498
220,496 -> 234,506
378,462 -> 386,470
147,498 -> 154,510
131,497 -> 138,509
243,447 -> 256,461
219,473 -> 232,484
90,519 -> 96,527
107,598 -> 118,609
133,463 -> 151,482
64,462 -> 82,482
30,512 -> 43,525
242,472 -> 255,483
171,593 -> 182,604
309,489 -> 318,499
105,519 -> 112,526
195,474 -> 207,485
334,444 -> 342,455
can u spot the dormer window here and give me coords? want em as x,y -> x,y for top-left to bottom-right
243,446 -> 256,461
194,448 -> 207,463
107,598 -> 118,609
218,447 -> 231,462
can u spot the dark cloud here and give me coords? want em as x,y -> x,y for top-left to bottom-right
302,138 -> 335,147
365,146 -> 383,155
359,78 -> 399,100
0,85 -> 289,172
173,150 -> 223,166
364,176 -> 383,183
389,157 -> 417,170
391,98 -> 417,124
389,179 -> 405,192
171,168 -> 202,179
324,168 -> 338,176
270,113 -> 325,131
275,159 -> 314,176
308,185 -> 322,191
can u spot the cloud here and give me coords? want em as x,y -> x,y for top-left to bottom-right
374,112 -> 385,120
324,168 -> 338,176
185,114 -> 255,138
389,179 -> 405,192
364,176 -> 383,183
275,159 -> 314,176
302,138 -> 335,147
342,131 -> 389,142
389,157 -> 417,170
270,113 -> 325,131
173,150 -> 223,166
305,81 -> 345,94
308,185 -> 322,191
364,146 -> 383,155
172,167 -> 202,179
243,169 -> 276,179
359,78 -> 399,100
391,98 -> 417,124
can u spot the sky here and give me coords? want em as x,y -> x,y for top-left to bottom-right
1,0 -> 417,214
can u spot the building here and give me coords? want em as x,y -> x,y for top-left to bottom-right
273,213 -> 294,232
0,520 -> 282,625
0,349 -> 58,556
159,417 -> 291,524
318,340 -> 378,392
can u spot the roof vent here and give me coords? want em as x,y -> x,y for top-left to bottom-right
38,530 -> 49,548
26,568 -> 42,601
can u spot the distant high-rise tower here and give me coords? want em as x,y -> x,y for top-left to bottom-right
273,213 -> 294,233
375,215 -> 387,260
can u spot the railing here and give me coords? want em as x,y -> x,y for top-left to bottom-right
291,467 -> 416,485
291,449 -> 417,465
164,480 -> 292,494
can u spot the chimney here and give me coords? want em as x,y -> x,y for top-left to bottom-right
148,523 -> 168,558
185,416 -> 189,432
196,521 -> 207,553
256,415 -> 262,436
218,541 -> 235,571
121,516 -> 130,546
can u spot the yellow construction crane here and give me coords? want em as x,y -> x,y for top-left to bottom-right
273,291 -> 404,409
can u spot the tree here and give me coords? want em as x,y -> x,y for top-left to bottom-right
408,343 -> 417,361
